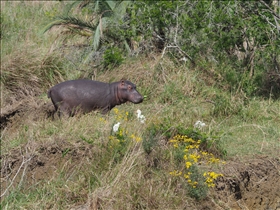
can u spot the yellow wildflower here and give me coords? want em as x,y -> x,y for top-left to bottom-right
189,154 -> 200,162
184,174 -> 190,179
185,161 -> 192,169
208,157 -> 220,164
169,170 -> 182,176
113,108 -> 119,115
204,171 -> 223,188
201,151 -> 208,156
118,129 -> 123,136
207,183 -> 215,188
169,139 -> 178,143
130,134 -> 142,142
188,145 -> 195,149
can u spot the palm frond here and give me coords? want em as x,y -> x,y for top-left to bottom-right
114,1 -> 131,17
42,16 -> 97,35
92,17 -> 109,51
106,1 -> 117,11
64,1 -> 81,15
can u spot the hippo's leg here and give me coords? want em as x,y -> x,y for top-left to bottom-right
57,102 -> 72,118
101,106 -> 111,115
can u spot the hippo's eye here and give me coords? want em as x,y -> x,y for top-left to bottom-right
128,85 -> 132,90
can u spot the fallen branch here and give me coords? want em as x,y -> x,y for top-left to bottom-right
161,44 -> 195,64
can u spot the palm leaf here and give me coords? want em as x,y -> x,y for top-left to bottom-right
106,1 -> 117,11
114,1 -> 131,17
92,17 -> 109,51
42,16 -> 97,35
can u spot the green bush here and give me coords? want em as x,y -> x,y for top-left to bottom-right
103,47 -> 124,70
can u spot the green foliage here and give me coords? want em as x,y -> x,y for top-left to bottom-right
80,135 -> 94,144
176,126 -> 226,157
43,0 -> 132,61
42,0 -> 279,98
142,124 -> 160,155
186,165 -> 208,200
107,109 -> 143,163
42,15 -> 97,35
212,93 -> 238,117
159,82 -> 186,104
103,47 -> 124,70
133,1 -> 279,97
108,133 -> 129,163
169,134 -> 225,200
142,118 -> 179,155
143,120 -> 226,158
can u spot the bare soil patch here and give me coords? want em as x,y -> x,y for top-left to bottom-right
211,156 -> 280,210
1,138 -> 94,204
0,95 -> 54,130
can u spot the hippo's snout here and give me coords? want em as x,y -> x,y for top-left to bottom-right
128,90 -> 144,104
133,95 -> 144,104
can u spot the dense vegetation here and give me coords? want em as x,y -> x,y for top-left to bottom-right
42,0 -> 280,98
1,1 -> 279,209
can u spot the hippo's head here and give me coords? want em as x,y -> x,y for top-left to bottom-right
117,80 -> 143,104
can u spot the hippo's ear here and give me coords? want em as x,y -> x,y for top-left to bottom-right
120,78 -> 126,86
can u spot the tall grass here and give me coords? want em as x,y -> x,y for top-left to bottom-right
1,2 -> 280,209
1,1 -> 77,105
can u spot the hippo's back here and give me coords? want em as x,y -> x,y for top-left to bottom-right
52,79 -> 106,91
50,79 -> 107,96
48,79 -> 110,112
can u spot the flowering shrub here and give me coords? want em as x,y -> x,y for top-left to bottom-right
113,122 -> 121,133
108,108 -> 143,162
113,108 -> 129,121
169,134 -> 225,200
194,120 -> 206,130
136,109 -> 146,123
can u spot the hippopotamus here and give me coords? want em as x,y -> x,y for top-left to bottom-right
47,79 -> 143,116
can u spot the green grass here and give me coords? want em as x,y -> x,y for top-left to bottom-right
1,2 -> 280,209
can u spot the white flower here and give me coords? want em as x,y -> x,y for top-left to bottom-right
113,122 -> 120,132
194,120 -> 206,129
139,115 -> 146,123
136,109 -> 142,118
136,109 -> 146,124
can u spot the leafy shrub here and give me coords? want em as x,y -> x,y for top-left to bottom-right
103,47 -> 124,70
169,134 -> 225,200
108,108 -> 143,163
